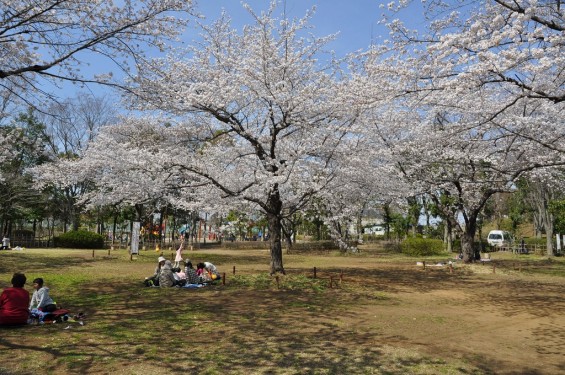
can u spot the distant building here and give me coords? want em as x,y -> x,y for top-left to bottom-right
347,207 -> 386,236
364,224 -> 385,236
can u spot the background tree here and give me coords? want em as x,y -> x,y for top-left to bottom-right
0,109 -> 51,236
355,0 -> 565,261
32,94 -> 117,231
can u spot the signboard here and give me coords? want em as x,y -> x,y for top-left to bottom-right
131,221 -> 141,255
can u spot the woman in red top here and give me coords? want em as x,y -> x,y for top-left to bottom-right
0,273 -> 30,326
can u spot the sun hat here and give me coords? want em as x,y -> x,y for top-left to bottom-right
158,256 -> 166,263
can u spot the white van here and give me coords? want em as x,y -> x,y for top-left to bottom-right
487,230 -> 512,247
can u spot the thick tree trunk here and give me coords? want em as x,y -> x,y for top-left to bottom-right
461,218 -> 479,263
267,212 -> 285,274
266,186 -> 285,275
533,185 -> 555,257
460,232 -> 475,263
112,214 -> 118,246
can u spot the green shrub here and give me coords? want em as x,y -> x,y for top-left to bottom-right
401,237 -> 445,256
524,237 -> 547,246
54,230 -> 105,249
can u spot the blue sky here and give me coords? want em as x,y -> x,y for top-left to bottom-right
193,1 -> 428,54
195,0 -> 389,54
56,1 -> 425,101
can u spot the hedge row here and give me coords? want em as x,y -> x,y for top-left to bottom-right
54,230 -> 105,249
401,237 -> 446,256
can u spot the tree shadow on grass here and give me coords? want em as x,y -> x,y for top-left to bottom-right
0,262 -> 560,374
0,252 -> 95,275
0,278 -> 515,374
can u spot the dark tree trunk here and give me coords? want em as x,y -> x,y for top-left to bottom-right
460,213 -> 478,263
112,214 -> 118,246
266,186 -> 285,275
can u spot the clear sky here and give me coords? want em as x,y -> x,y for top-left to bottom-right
56,1 -> 425,100
194,0 -> 390,54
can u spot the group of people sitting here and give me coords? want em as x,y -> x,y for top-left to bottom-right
0,273 -> 63,326
144,256 -> 221,287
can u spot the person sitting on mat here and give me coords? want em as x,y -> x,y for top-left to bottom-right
144,256 -> 167,287
0,273 -> 30,326
29,277 -> 57,323
158,260 -> 177,287
196,262 -> 221,282
184,261 -> 199,284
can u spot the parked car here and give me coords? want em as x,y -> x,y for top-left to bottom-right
487,230 -> 512,247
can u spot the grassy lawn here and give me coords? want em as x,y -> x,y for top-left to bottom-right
0,247 -> 563,374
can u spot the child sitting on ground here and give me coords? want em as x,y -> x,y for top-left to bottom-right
196,262 -> 221,283
29,277 -> 58,323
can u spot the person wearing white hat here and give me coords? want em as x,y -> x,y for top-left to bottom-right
144,256 -> 167,287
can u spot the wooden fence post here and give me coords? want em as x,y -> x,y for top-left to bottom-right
313,267 -> 317,279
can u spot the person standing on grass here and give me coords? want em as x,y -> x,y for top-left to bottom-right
0,273 -> 30,326
1,235 -> 9,250
174,237 -> 184,269
29,278 -> 57,322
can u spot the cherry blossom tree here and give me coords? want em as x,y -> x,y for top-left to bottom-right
354,0 -> 565,261
0,0 -> 195,116
95,3 -> 356,274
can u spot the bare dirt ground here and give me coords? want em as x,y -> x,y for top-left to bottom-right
204,249 -> 565,374
340,263 -> 565,375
